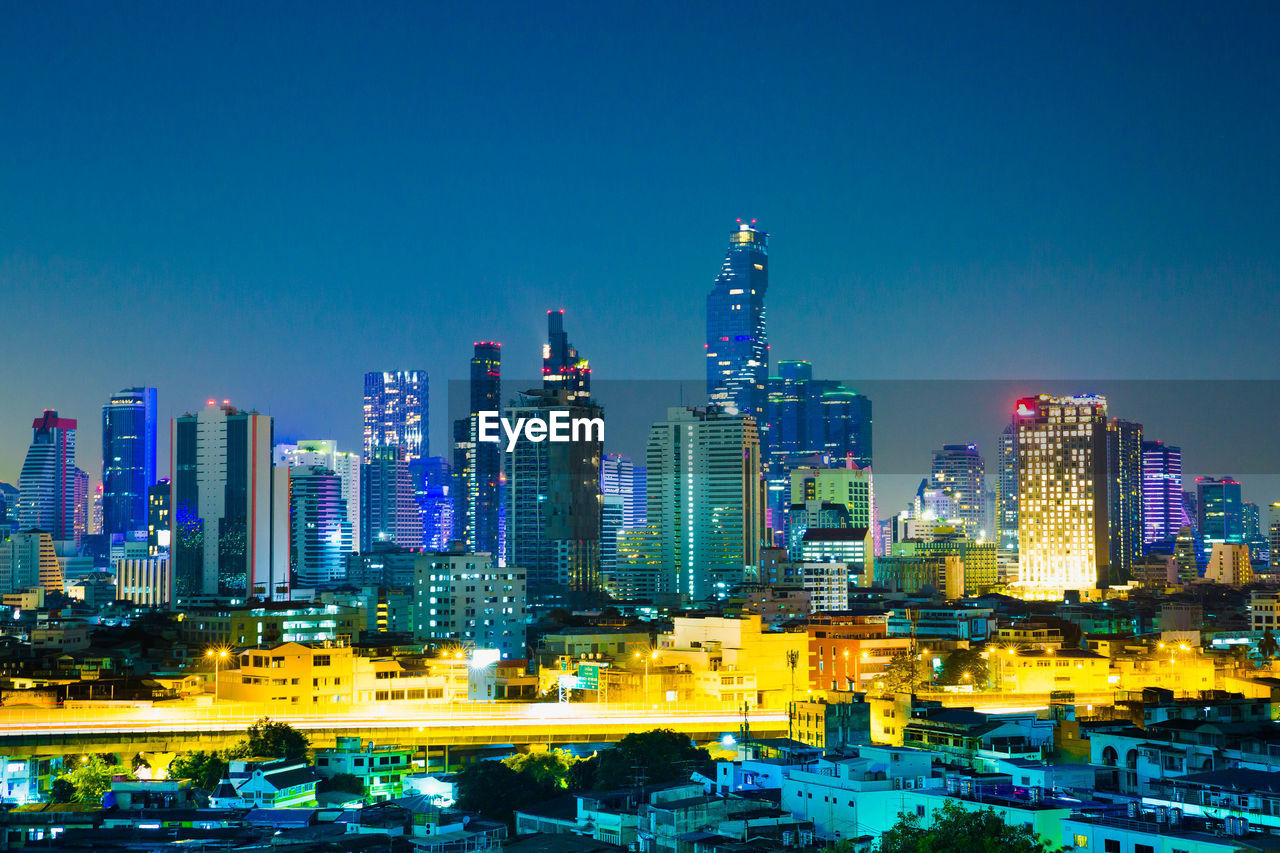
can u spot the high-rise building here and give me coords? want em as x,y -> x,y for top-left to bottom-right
818,386 -> 873,469
289,466 -> 353,587
929,444 -> 986,539
416,457 -> 454,551
644,406 -> 763,602
996,421 -> 1018,561
0,530 -> 61,594
115,556 -> 172,607
453,342 -> 502,557
361,445 -> 421,552
170,401 -> 288,600
1015,395 -> 1109,597
542,310 -> 591,402
72,467 -> 89,545
1106,419 -> 1144,586
101,387 -> 157,537
504,389 -> 604,601
1196,476 -> 1244,564
275,440 -> 361,552
412,548 -> 526,659
706,220 -> 769,423
148,480 -> 170,555
16,411 -> 78,542
601,453 -> 644,585
1142,441 -> 1188,550
362,371 -> 428,464
1269,502 -> 1280,569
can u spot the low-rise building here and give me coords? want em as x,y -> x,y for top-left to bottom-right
209,758 -> 320,809
314,737 -> 413,802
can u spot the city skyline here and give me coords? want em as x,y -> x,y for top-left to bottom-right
3,2 -> 1279,505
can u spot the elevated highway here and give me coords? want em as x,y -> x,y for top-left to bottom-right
0,702 -> 790,758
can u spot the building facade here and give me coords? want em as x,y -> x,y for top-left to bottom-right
706,220 -> 769,423
101,387 -> 157,537
412,549 -> 526,659
16,411 -> 78,542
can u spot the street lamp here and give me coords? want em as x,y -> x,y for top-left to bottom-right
635,649 -> 659,706
207,647 -> 230,703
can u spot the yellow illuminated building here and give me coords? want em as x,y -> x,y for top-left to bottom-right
1014,395 -> 1109,598
997,648 -> 1110,694
657,614 -> 807,709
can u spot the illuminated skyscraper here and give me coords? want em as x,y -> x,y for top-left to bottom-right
706,220 -> 769,423
996,421 -> 1019,560
1105,419 -> 1144,585
645,406 -> 763,602
542,310 -> 590,402
288,465 -> 353,586
453,342 -> 502,556
274,440 -> 361,552
1015,395 -> 1109,597
171,402 -> 288,600
362,370 -> 428,464
148,480 -> 170,555
361,445 -> 421,551
929,444 -> 986,539
1196,476 -> 1243,563
504,389 -> 604,601
16,411 -> 78,542
101,387 -> 157,537
1141,440 -> 1188,549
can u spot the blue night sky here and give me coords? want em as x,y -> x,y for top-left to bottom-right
2,2 -> 1279,511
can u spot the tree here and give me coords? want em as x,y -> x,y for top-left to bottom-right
503,750 -> 577,789
572,729 -> 712,791
48,777 -> 75,803
456,760 -> 558,829
1259,629 -> 1279,660
319,773 -> 366,796
167,751 -> 228,790
58,754 -> 123,805
879,800 -> 1051,853
937,648 -> 989,688
883,651 -> 929,693
244,717 -> 309,761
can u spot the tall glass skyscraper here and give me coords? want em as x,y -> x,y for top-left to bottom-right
101,387 -> 157,537
453,342 -> 502,556
996,421 -> 1019,560
930,443 -> 986,539
289,465 -> 352,586
363,370 -> 429,463
706,220 -> 769,423
1106,419 -> 1144,586
1196,476 -> 1244,563
543,310 -> 590,402
1141,440 -> 1188,549
17,411 -> 78,542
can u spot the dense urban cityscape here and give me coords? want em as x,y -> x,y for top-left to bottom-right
1,215 -> 1278,853
5,3 -> 1280,853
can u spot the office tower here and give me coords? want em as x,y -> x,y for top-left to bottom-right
0,530 -> 61,594
1269,502 -> 1280,568
90,484 -> 103,536
275,440 -> 361,551
412,548 -> 527,659
1244,501 -> 1269,565
453,342 -> 502,556
362,370 -> 429,463
1142,441 -> 1187,550
101,387 -> 157,537
504,389 -> 604,600
0,482 -> 17,526
1196,476 -> 1243,564
148,480 -> 170,555
789,464 -> 874,529
601,453 -> 645,528
542,310 -> 591,402
116,556 -> 172,607
361,445 -> 421,551
171,401 -> 288,600
929,444 -> 986,539
645,406 -> 763,602
73,467 -> 89,544
1105,419 -> 1144,586
416,457 -> 454,550
996,422 -> 1018,560
1015,395 -> 1109,597
601,453 -> 643,585
16,411 -> 78,542
818,386 -> 873,469
289,466 -> 353,587
706,220 -> 769,423
1245,501 -> 1262,539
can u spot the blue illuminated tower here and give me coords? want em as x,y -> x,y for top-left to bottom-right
102,387 -> 157,537
706,219 -> 769,423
